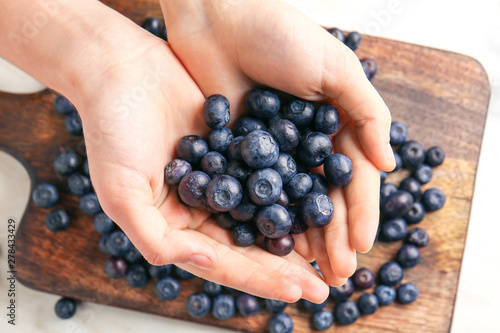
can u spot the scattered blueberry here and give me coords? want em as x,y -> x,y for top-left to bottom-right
174,266 -> 196,280
240,130 -> 279,168
45,208 -> 69,232
301,298 -> 327,312
178,171 -> 211,208
327,27 -> 345,42
313,310 -> 334,330
203,281 -> 223,297
68,172 -> 91,196
264,234 -> 295,256
104,256 -> 128,279
55,297 -> 77,319
53,95 -> 76,115
399,140 -> 426,170
231,223 -> 257,247
141,17 -> 161,36
264,299 -> 288,313
93,212 -> 115,234
344,31 -> 362,51
65,112 -> 83,136
234,116 -> 267,137
404,202 -> 426,224
245,88 -> 281,119
390,121 -> 408,146
212,294 -> 236,320
98,234 -> 112,255
358,293 -> 379,315
79,193 -> 102,216
236,294 -> 260,317
396,244 -> 421,268
406,227 -> 429,247
269,313 -> 294,333
164,159 -> 192,186
374,285 -> 396,306
126,264 -> 149,288
208,127 -> 234,154
380,217 -> 407,241
203,94 -> 230,129
296,132 -> 332,168
156,277 -> 181,301
106,230 -> 132,257
397,283 -> 419,304
186,292 -> 212,318
426,146 -> 445,167
324,153 -> 353,187
123,246 -> 143,264
255,204 -> 292,239
421,188 -> 446,211
285,173 -> 313,202
335,300 -> 360,325
378,261 -> 404,286
148,264 -> 172,279
247,168 -> 283,205
380,183 -> 398,203
399,177 -> 422,201
160,25 -> 168,42
267,119 -> 300,152
54,151 -> 80,175
380,190 -> 414,219
282,98 -> 315,128
360,58 -> 378,80
330,278 -> 355,302
413,164 -> 433,184
353,267 -> 375,289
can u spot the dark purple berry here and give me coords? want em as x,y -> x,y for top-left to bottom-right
330,278 -> 355,301
236,294 -> 260,317
381,190 -> 414,219
104,256 -> 128,279
55,297 -> 77,319
360,58 -> 378,80
344,31 -> 362,51
264,234 -> 295,256
178,171 -> 211,208
164,159 -> 192,186
352,267 -> 375,289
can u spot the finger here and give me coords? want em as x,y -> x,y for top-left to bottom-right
335,123 -> 380,253
291,232 -> 315,262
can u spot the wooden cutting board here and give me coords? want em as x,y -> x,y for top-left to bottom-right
0,1 -> 490,332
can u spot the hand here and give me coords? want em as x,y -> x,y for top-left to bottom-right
161,0 -> 395,286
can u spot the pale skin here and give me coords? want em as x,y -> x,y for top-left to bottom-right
0,0 -> 395,303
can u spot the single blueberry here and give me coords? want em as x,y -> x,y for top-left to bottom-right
79,193 -> 102,216
310,173 -> 329,195
352,267 -> 375,289
65,112 -> 83,136
299,192 -> 334,228
288,205 -> 309,234
296,132 -> 332,168
404,202 -> 426,224
234,116 -> 267,137
327,27 -> 345,43
208,127 -> 234,154
160,24 -> 168,42
178,171 -> 211,208
399,140 -> 426,170
315,104 -> 340,134
329,278 -> 355,302
255,204 -> 292,239
269,313 -> 294,333
212,294 -> 236,320
203,94 -> 230,129
397,283 -> 419,304
399,177 -> 422,201
360,58 -> 378,80
53,95 -> 76,115
177,135 -> 209,164
285,173 -> 313,203
396,244 -> 421,268
267,119 -> 300,152
54,151 -> 80,175
55,297 -> 77,319
374,285 -> 397,306
231,223 -> 257,247
45,209 -> 70,232
380,190 -> 414,219
313,310 -> 334,330
247,168 -> 282,205
390,121 -> 408,146
104,256 -> 128,279
426,146 -> 445,167
203,281 -> 223,297
344,31 -> 362,51
236,294 -> 260,317
335,300 -> 360,325
227,136 -> 245,161
98,234 -> 112,255
380,183 -> 398,203
107,230 -> 132,256
174,266 -> 196,280
272,153 -> 297,184
215,212 -> 239,230
324,153 -> 353,187
378,261 -> 404,286
201,152 -> 227,178
93,212 -> 115,234
380,217 -> 407,242
186,293 -> 212,318
141,17 -> 161,36
406,227 -> 429,247
358,293 -> 379,315
245,88 -> 281,119
301,298 -> 327,312
206,175 -> 242,212
421,188 -> 446,211
264,234 -> 295,256
229,196 -> 258,221
148,264 -> 172,279
68,172 -> 91,196
282,98 -> 315,128
156,277 -> 181,301
241,130 -> 279,169
123,246 -> 143,264
413,164 -> 433,184
225,160 -> 252,183
264,299 -> 288,313
126,264 -> 149,288
164,159 -> 192,186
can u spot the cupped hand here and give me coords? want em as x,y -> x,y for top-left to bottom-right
161,0 -> 395,286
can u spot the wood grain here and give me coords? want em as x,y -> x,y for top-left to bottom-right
0,1 -> 490,332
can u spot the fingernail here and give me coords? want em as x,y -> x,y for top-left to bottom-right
386,143 -> 396,169
187,254 -> 213,271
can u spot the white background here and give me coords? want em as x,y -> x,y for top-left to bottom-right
1,0 -> 499,332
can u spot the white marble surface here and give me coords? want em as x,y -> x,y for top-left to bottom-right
1,0 -> 499,332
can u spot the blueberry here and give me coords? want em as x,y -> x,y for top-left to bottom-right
269,313 -> 294,333
421,188 -> 446,211
174,266 -> 196,280
212,294 -> 236,320
255,204 -> 292,239
227,136 -> 245,161
107,230 -> 132,256
309,173 -> 329,195
390,121 -> 408,146
247,168 -> 282,205
236,294 -> 260,317
276,190 -> 290,208
231,223 -> 257,247
54,151 -> 80,175
93,212 -> 115,234
229,196 -> 258,221
399,140 -> 426,170
82,159 -> 89,176
123,246 -> 143,264
216,212 -> 239,230
380,183 -> 398,203
264,299 -> 288,313
164,159 -> 192,186
324,153 -> 353,187
352,267 -> 375,289
344,31 -> 362,51
241,130 -> 279,168
397,283 -> 419,304
272,153 -> 297,184
267,119 -> 300,152
329,278 -> 355,301
413,164 -> 433,184
360,58 -> 378,80
141,17 -> 161,36
98,234 -> 112,255
234,116 -> 267,137
208,127 -> 234,154
282,98 -> 315,128
203,281 -> 223,297
178,171 -> 211,208
206,175 -> 243,212
358,293 -> 379,315
201,152 -> 227,178
45,209 -> 70,232
315,104 -> 340,134
393,152 -> 403,171
68,172 -> 91,196
374,285 -> 396,306
404,202 -> 426,224
265,234 -> 295,256
104,256 -> 128,279
203,94 -> 230,129
378,261 -> 404,286
148,264 -> 172,279
288,206 -> 309,234
380,217 -> 407,241
225,160 -> 252,183
126,264 -> 149,288
426,146 -> 445,167
406,227 -> 429,247
186,292 -> 211,318
313,310 -> 334,330
245,88 -> 281,119
55,297 -> 77,319
380,190 -> 413,219
335,300 -> 360,325
65,112 -> 83,136
53,95 -> 76,115
156,277 -> 181,301
301,298 -> 327,312
177,136 -> 209,165
299,192 -> 334,228
327,27 -> 345,42
399,177 -> 422,201
311,261 -> 323,277
79,193 -> 102,216
285,173 -> 313,203
160,25 -> 168,42
296,132 -> 332,168
396,244 -> 421,268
